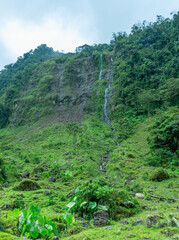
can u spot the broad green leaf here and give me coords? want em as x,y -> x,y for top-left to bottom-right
19,213 -> 25,227
98,205 -> 108,211
75,187 -> 79,193
30,205 -> 41,214
44,215 -> 47,224
88,202 -> 97,210
30,227 -> 39,239
66,213 -> 73,224
45,224 -> 53,230
66,201 -> 75,209
80,201 -> 88,207
38,215 -> 44,225
12,208 -> 19,218
51,222 -> 59,236
46,228 -> 52,236
21,224 -> 27,235
40,227 -> 47,236
22,209 -> 29,219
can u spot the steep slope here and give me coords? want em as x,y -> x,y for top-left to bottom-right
0,13 -> 179,240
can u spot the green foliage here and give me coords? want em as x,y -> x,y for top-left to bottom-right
149,168 -> 170,181
0,103 -> 10,128
17,179 -> 40,191
147,113 -> 179,166
66,177 -> 139,220
8,206 -> 58,239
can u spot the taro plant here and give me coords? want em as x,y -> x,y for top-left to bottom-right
65,187 -> 98,219
65,177 -> 139,220
7,205 -> 59,239
61,212 -> 74,230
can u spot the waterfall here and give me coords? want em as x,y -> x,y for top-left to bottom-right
99,54 -> 119,146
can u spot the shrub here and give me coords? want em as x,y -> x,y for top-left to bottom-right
147,113 -> 179,166
17,179 -> 40,191
149,168 -> 170,181
65,177 -> 139,220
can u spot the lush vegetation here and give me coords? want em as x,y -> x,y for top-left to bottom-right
0,13 -> 179,240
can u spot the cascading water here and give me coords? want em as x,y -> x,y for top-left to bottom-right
99,54 -> 119,146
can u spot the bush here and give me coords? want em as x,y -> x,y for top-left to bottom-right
149,168 -> 170,181
147,113 -> 179,166
66,177 -> 139,220
17,179 -> 40,191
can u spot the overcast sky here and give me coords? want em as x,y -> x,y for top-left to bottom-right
0,0 -> 178,69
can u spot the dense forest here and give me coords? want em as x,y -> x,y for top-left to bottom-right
0,13 -> 178,240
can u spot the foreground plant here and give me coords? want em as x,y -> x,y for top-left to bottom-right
7,205 -> 58,239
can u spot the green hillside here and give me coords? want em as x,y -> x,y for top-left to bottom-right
0,13 -> 178,240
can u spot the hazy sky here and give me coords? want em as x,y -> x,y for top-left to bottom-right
0,0 -> 178,69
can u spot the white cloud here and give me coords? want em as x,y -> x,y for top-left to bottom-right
0,16 -> 95,59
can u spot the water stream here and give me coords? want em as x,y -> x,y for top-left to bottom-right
99,54 -> 119,146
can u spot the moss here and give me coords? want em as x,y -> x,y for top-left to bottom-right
0,232 -> 21,240
149,168 -> 170,182
17,179 -> 40,191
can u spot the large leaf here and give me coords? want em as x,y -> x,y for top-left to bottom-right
75,187 -> 79,193
80,201 -> 88,207
66,201 -> 75,209
40,227 -> 47,236
30,206 -> 41,215
98,205 -> 108,211
18,213 -> 25,228
12,208 -> 19,219
21,224 -> 27,235
51,222 -> 59,236
22,209 -> 29,220
88,202 -> 97,210
30,227 -> 39,239
66,213 -> 73,224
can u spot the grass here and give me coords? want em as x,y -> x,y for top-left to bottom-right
0,114 -> 178,239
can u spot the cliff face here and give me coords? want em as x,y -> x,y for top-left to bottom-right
9,55 -> 111,126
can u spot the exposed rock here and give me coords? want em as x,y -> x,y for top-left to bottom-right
132,219 -> 144,225
135,193 -> 144,199
146,214 -> 157,228
22,172 -> 30,178
3,182 -> 9,188
130,191 -> 135,197
48,176 -> 56,182
64,151 -> 70,155
127,154 -> 135,158
93,210 -> 109,226
145,196 -> 152,201
66,191 -> 75,198
158,222 -> 168,228
34,174 -> 42,178
44,190 -> 51,196
172,236 -> 179,239
53,237 -> 59,240
141,205 -> 147,210
120,220 -> 129,224
1,202 -> 12,210
125,180 -> 134,185
33,194 -> 38,199
106,226 -> 112,230
123,201 -> 135,208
